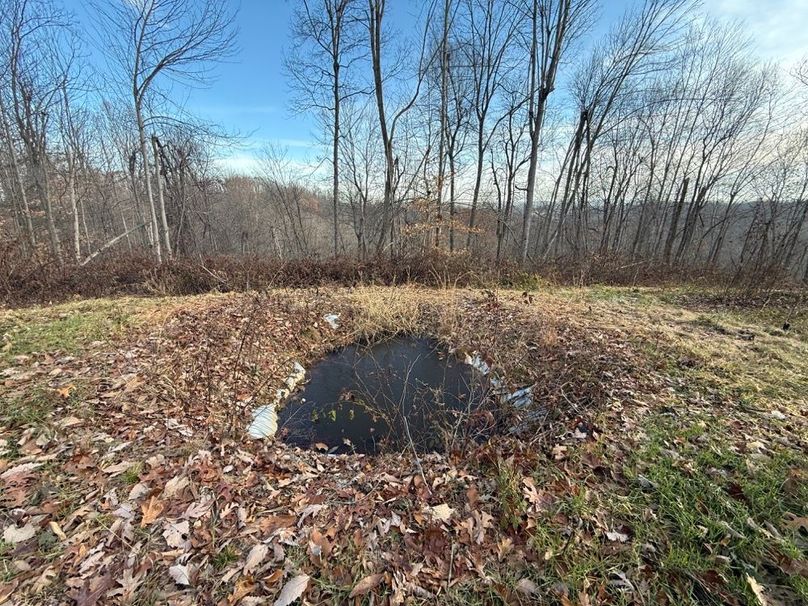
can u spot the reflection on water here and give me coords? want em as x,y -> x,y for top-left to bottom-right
277,336 -> 488,454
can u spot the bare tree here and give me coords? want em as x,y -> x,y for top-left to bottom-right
796,58 -> 808,87
519,0 -> 594,263
542,0 -> 692,260
341,98 -> 382,259
92,0 -> 236,262
461,0 -> 517,249
365,0 -> 434,255
287,0 -> 364,256
58,79 -> 89,263
2,0 -> 78,263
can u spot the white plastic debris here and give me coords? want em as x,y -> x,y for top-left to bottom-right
285,362 -> 306,390
464,352 -> 491,375
247,361 -> 305,439
323,313 -> 340,329
461,350 -> 534,408
503,385 -> 533,408
247,404 -> 278,439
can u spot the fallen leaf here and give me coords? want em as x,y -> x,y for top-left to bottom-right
3,524 -> 36,544
163,520 -> 190,549
229,576 -> 255,604
260,515 -> 296,534
265,569 -> 284,585
551,444 -> 568,460
785,515 -> 808,532
55,383 -> 75,399
32,567 -> 56,592
515,578 -> 539,595
426,503 -> 455,523
0,580 -> 18,602
102,461 -> 133,476
274,574 -> 309,606
1,462 -> 42,481
605,530 -> 629,543
58,416 -> 83,428
116,568 -> 141,602
169,564 -> 192,587
349,573 -> 384,598
746,574 -> 769,605
49,521 -> 67,541
296,504 -> 325,527
579,590 -> 592,606
128,482 -> 151,501
69,574 -> 114,606
183,501 -> 211,519
307,528 -> 332,565
244,544 -> 268,574
163,475 -> 190,499
140,496 -> 164,527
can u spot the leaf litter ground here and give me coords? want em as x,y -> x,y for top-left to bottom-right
1,286 -> 806,605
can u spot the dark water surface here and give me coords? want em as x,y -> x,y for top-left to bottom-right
277,336 -> 486,454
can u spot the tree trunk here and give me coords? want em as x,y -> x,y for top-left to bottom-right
663,177 -> 688,264
467,126 -> 485,248
135,104 -> 162,262
67,150 -> 81,262
151,136 -> 172,258
436,0 -> 450,249
520,0 -> 570,264
0,94 -> 36,251
332,31 -> 341,257
369,0 -> 394,255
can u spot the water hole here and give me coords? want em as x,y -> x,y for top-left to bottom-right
277,336 -> 492,454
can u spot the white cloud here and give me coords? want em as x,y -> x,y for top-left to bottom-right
216,153 -> 262,174
215,151 -> 326,178
215,135 -> 323,175
706,0 -> 808,66
276,138 -> 318,149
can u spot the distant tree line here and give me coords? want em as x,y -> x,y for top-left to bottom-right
1,0 -> 807,285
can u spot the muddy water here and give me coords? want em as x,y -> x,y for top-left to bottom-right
277,337 -> 487,454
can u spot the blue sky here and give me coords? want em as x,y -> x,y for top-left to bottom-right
61,0 -> 807,173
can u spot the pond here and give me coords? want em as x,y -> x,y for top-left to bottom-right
277,336 -> 491,454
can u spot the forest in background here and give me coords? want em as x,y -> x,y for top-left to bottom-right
2,0 -> 808,299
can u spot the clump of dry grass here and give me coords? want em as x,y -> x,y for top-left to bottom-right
344,286 -> 466,342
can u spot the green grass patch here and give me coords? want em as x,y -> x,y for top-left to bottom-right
1,381 -> 91,428
0,296 -> 177,364
1,387 -> 57,430
1,305 -> 129,361
211,545 -> 239,571
623,414 -> 808,604
494,458 -> 527,530
121,462 -> 144,486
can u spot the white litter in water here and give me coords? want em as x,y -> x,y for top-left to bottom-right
247,361 -> 305,439
285,362 -> 306,390
323,314 -> 340,329
248,404 -> 278,439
